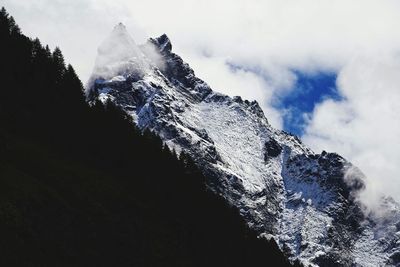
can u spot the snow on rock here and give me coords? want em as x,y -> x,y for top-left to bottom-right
87,25 -> 400,266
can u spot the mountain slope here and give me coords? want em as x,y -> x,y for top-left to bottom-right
88,24 -> 400,266
0,8 -> 297,267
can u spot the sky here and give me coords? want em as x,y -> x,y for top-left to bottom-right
2,0 -> 400,211
274,71 -> 340,136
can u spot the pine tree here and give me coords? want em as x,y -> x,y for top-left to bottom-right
8,16 -> 20,35
0,7 -> 10,35
52,46 -> 65,78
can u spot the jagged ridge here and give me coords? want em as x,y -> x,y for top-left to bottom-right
88,25 -> 400,266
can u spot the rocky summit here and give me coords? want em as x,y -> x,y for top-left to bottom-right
87,24 -> 400,266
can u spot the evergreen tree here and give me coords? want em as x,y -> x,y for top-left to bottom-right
52,46 -> 66,79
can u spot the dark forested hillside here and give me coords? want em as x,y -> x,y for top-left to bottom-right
0,7 -> 299,267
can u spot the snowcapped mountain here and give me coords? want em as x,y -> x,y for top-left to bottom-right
87,24 -> 400,266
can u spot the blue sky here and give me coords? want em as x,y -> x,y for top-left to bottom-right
274,72 -> 340,136
226,63 -> 341,137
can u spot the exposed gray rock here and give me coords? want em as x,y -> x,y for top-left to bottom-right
87,26 -> 400,266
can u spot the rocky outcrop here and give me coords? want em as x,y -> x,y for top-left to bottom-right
87,25 -> 400,266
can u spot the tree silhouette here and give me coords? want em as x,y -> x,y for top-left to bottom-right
0,7 -> 300,267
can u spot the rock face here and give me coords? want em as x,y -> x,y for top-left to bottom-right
87,25 -> 400,266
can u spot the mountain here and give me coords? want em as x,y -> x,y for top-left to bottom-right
0,7 -> 298,267
87,24 -> 400,266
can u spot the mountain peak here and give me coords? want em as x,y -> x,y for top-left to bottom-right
91,23 -> 146,81
88,31 -> 400,266
111,22 -> 128,36
97,23 -> 138,58
115,22 -> 126,28
150,34 -> 172,53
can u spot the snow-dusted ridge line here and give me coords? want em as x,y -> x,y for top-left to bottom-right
87,24 -> 400,266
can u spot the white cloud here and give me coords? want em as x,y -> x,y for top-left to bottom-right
2,0 -> 400,206
303,53 -> 400,206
